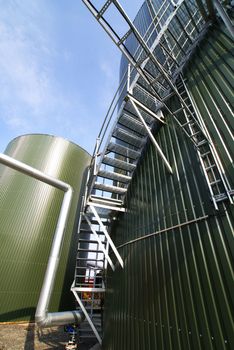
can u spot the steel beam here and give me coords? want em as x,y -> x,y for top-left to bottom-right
129,98 -> 173,175
90,205 -> 124,268
84,213 -> 115,270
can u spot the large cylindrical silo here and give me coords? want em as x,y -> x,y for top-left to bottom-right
0,134 -> 91,322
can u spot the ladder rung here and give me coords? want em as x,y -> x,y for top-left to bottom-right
205,164 -> 216,171
173,107 -> 184,115
181,119 -> 194,127
210,179 -> 221,186
190,131 -> 201,138
196,139 -> 208,147
200,151 -> 211,158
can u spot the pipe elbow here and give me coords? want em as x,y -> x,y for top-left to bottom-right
35,311 -> 85,328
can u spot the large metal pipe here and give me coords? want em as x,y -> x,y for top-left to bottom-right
0,153 -> 84,327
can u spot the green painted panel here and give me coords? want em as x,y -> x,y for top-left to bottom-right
0,134 -> 91,322
103,24 -> 234,350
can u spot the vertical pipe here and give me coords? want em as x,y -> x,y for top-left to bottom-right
0,153 -> 84,327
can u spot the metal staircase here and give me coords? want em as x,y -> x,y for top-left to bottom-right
71,0 -> 234,344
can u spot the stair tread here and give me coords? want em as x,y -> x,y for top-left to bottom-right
107,142 -> 140,160
90,194 -> 123,204
102,156 -> 136,171
79,239 -> 106,244
118,113 -> 147,135
78,248 -> 104,253
94,182 -> 127,194
97,169 -> 131,183
112,127 -> 145,148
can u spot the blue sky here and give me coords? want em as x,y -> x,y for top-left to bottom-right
0,0 -> 143,154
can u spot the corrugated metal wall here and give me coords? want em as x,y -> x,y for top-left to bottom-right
0,134 -> 91,322
103,24 -> 234,349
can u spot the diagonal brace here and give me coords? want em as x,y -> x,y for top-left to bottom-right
84,213 -> 115,271
71,285 -> 102,344
90,205 -> 124,268
129,97 -> 173,174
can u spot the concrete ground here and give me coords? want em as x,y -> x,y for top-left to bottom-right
0,323 -> 99,350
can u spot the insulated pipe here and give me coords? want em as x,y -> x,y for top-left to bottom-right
0,153 -> 84,327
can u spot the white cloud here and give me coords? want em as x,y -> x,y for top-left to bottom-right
100,61 -> 115,80
0,14 -> 53,114
0,0 -> 119,154
5,116 -> 30,130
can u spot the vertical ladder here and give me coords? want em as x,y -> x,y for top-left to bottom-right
173,76 -> 233,209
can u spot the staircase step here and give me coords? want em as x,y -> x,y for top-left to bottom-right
75,283 -> 103,287
94,182 -> 127,194
79,239 -> 107,244
90,194 -> 123,205
78,248 -> 104,253
76,266 -> 104,271
107,142 -> 140,160
79,230 -> 106,236
81,218 -> 110,226
112,127 -> 145,148
97,169 -> 131,183
124,95 -> 156,124
102,156 -> 136,172
118,113 -> 147,135
76,258 -> 104,261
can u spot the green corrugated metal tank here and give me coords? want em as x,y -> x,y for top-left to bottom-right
103,23 -> 234,350
0,134 -> 91,322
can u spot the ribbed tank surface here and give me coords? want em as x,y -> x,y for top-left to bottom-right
0,134 -> 91,322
